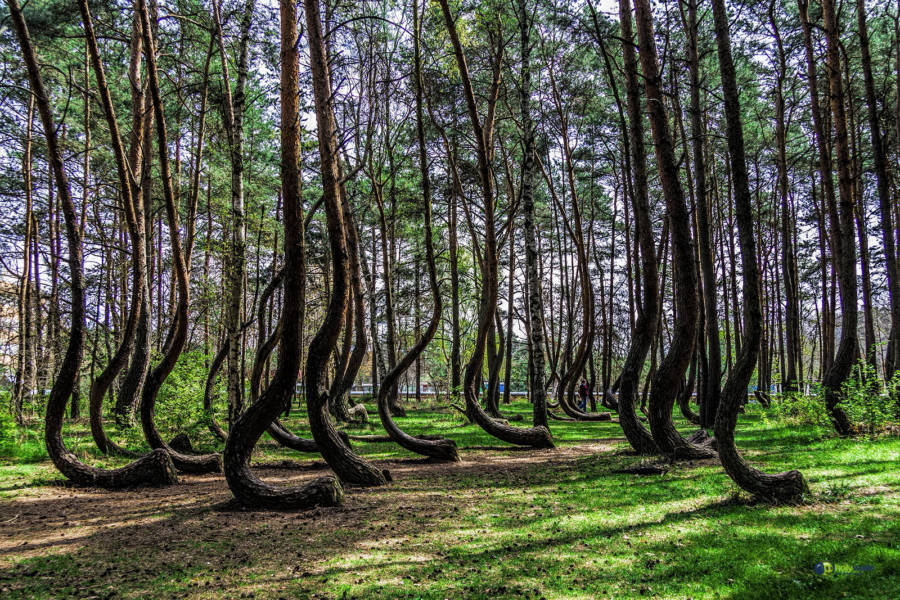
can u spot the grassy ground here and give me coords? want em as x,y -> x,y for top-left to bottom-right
0,400 -> 898,599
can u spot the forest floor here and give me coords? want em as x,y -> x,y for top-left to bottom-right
1,401 -> 898,599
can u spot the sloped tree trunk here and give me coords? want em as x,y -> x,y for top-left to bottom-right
223,0 -> 344,509
633,0 -> 714,460
817,0 -> 857,436
438,0 -> 553,449
377,0 -> 458,462
81,1 -> 147,458
13,0 -> 177,488
303,0 -> 388,486
856,0 -> 900,382
136,0 -> 222,473
711,0 -> 810,502
615,0 -> 659,455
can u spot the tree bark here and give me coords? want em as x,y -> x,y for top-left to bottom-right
818,0 -> 857,435
633,0 -> 713,460
303,0 -> 388,486
375,0 -> 458,462
857,0 -> 900,381
438,0 -> 553,449
223,0 -> 344,508
136,0 -> 222,472
711,0 -> 809,501
11,0 -> 177,488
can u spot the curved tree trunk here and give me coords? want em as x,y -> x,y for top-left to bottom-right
376,0 -> 459,462
614,0 -> 659,455
633,0 -> 714,460
817,0 -> 857,436
683,0 -> 721,426
223,0 -> 343,508
81,2 -> 146,457
711,0 -> 809,502
114,9 -> 152,426
678,348 -> 701,426
303,0 -> 388,486
136,0 -> 221,473
438,0 -> 553,450
15,0 -> 177,488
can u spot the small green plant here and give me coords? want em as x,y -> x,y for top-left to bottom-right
0,409 -> 46,463
819,480 -> 853,503
155,349 -> 215,440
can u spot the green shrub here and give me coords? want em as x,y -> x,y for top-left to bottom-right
841,361 -> 899,434
0,409 -> 46,463
771,390 -> 829,427
155,349 -> 215,441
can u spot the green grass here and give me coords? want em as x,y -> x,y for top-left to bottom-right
1,401 -> 898,599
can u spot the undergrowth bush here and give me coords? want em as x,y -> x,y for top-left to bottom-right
155,349 -> 215,440
0,409 -> 46,462
770,390 -> 829,427
841,361 -> 899,434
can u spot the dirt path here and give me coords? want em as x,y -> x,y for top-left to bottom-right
0,441 -> 619,598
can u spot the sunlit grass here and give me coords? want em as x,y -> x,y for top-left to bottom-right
1,400 -> 897,599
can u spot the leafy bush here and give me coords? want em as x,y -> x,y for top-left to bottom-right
771,390 -> 829,427
841,361 -> 899,434
155,349 -> 214,441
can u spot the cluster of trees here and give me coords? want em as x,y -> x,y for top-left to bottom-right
1,0 -> 897,506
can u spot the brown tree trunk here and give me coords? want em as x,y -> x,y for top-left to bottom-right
438,0 -> 553,448
769,6 -> 801,393
223,0 -> 343,509
633,0 -> 713,460
818,0 -> 857,435
80,0 -> 148,457
12,0 -> 177,488
857,0 -> 900,380
711,0 -> 808,501
136,0 -> 222,472
376,0 -> 458,462
303,0 -> 388,486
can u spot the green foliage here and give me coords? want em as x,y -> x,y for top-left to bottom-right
154,349 -> 215,441
771,390 -> 830,427
0,408 -> 45,463
841,362 -> 900,434
2,403 -> 900,599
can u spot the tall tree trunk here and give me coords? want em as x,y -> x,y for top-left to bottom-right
303,0 -> 388,486
438,0 -> 552,448
223,0 -> 343,508
212,0 -> 254,427
376,0 -> 458,461
818,0 -> 857,435
80,0 -> 148,456
11,0 -> 177,487
857,0 -> 900,380
633,0 -> 713,459
711,0 -> 809,501
683,0 -> 720,427
136,0 -> 222,472
13,94 -> 34,424
518,0 -> 549,429
769,5 -> 801,393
